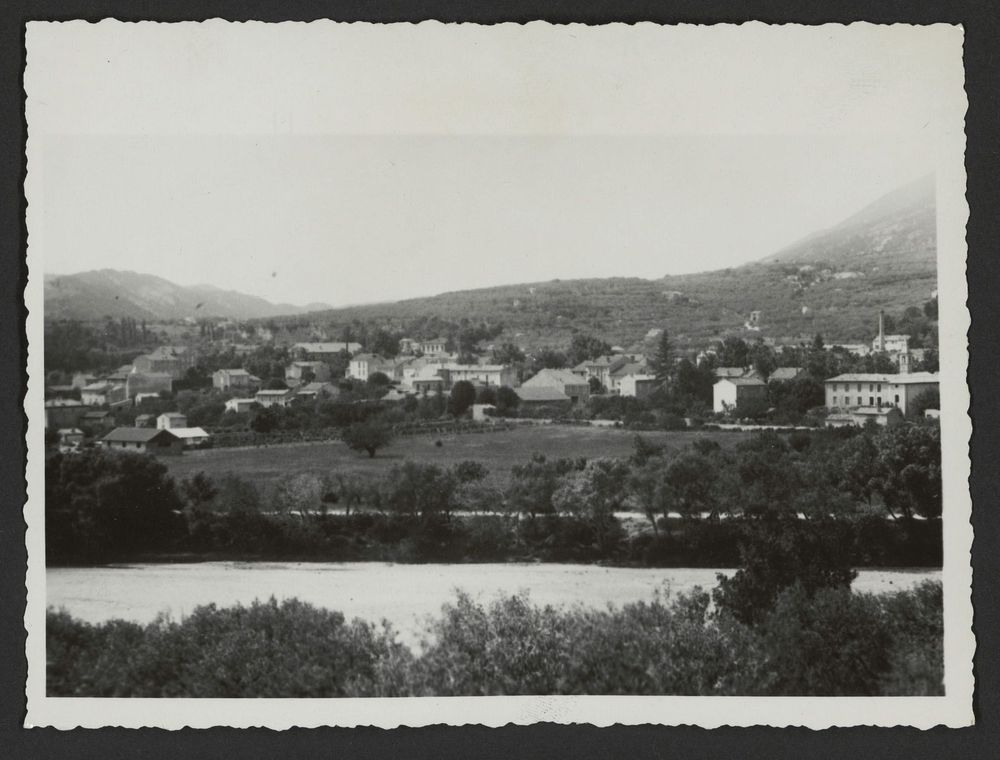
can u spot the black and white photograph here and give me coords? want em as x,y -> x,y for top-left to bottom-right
22,20 -> 973,729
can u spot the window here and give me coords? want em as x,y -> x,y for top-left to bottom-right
869,384 -> 874,392
856,383 -> 862,392
832,396 -> 838,406
877,396 -> 882,406
857,396 -> 862,405
894,394 -> 900,403
877,383 -> 882,392
869,396 -> 874,406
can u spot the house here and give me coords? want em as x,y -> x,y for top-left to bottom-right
619,374 -> 659,399
213,368 -> 254,391
824,372 -> 939,416
157,412 -> 188,430
224,397 -> 257,414
44,399 -> 87,429
348,354 -> 392,382
608,361 -> 650,395
100,428 -> 184,456
573,355 -> 628,390
80,410 -> 115,431
713,377 -> 768,414
292,382 -> 341,402
419,338 -> 449,356
873,334 -> 911,354
285,361 -> 331,387
521,369 -> 590,405
132,352 -> 184,379
255,389 -> 294,408
824,343 -> 872,357
167,427 -> 212,448
398,337 -> 420,355
768,367 -> 806,383
825,407 -> 904,429
439,363 -> 518,389
134,414 -> 155,428
125,371 -> 173,399
291,342 -> 362,361
81,381 -> 126,407
57,428 -> 85,451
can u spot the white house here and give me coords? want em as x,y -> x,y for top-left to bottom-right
713,377 -> 768,414
348,354 -> 391,382
213,368 -> 254,391
619,373 -> 658,399
439,363 -> 518,389
157,412 -> 188,429
255,389 -> 294,408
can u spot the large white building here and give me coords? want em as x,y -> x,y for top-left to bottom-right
824,372 -> 938,416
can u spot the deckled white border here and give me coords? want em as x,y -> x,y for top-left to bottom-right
23,20 -> 974,729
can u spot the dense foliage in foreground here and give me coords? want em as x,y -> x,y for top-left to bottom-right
47,580 -> 943,698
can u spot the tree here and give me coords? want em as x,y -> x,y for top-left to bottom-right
492,342 -> 525,365
367,371 -> 391,387
870,426 -> 941,520
495,386 -> 520,415
713,520 -> 858,625
381,461 -> 458,520
553,459 -> 628,553
647,329 -> 673,384
567,334 -> 612,366
716,336 -> 750,368
342,418 -> 394,458
588,376 -> 603,394
45,449 -> 184,562
530,348 -> 568,371
448,380 -> 476,417
910,388 -> 940,417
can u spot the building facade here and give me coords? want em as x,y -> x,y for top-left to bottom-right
824,372 -> 939,416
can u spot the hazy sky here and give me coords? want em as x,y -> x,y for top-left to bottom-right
27,22 -> 961,307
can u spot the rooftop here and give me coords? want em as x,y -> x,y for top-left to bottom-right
168,427 -> 211,439
716,376 -> 767,386
516,387 -> 570,402
102,427 -> 178,443
826,372 -> 939,384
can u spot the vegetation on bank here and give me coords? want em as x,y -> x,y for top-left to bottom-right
46,425 -> 942,567
47,578 -> 944,698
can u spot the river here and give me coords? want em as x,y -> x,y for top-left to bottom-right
47,562 -> 940,649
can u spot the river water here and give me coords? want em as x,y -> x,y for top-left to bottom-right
47,562 -> 940,649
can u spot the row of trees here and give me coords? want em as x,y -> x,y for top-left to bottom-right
45,424 -> 941,565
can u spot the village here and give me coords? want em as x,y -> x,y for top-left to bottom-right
43,300 -> 940,457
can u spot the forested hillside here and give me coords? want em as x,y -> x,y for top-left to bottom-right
278,176 -> 937,350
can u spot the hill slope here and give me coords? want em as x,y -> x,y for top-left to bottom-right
287,177 -> 938,348
44,270 -> 331,321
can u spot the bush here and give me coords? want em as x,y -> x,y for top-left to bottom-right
48,582 -> 943,697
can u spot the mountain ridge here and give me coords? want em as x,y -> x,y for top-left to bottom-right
44,269 -> 332,321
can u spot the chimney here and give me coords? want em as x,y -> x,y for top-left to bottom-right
877,309 -> 885,352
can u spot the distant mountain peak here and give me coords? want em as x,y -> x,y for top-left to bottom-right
44,269 -> 331,321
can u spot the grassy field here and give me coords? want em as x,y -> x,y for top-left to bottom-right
164,425 -> 750,490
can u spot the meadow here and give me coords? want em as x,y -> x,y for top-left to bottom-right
164,424 -> 750,490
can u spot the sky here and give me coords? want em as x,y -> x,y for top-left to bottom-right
26,22 -> 963,308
